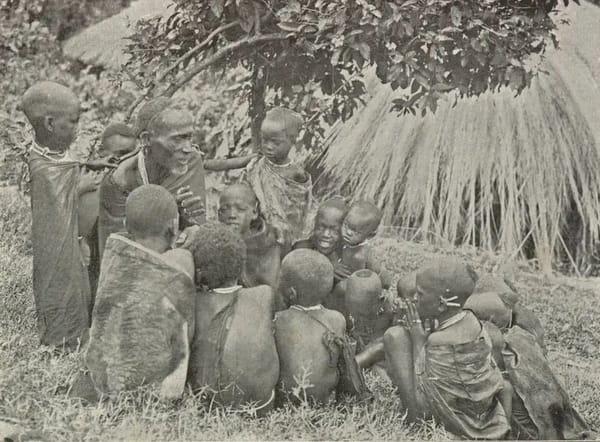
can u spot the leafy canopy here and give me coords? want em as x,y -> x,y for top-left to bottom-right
126,0 -> 573,148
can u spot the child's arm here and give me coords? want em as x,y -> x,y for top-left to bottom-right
204,154 -> 256,171
498,380 -> 513,421
78,169 -> 103,196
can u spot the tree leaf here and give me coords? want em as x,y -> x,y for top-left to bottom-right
210,0 -> 226,18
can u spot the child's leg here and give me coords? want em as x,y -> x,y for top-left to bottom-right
383,326 -> 424,420
512,305 -> 545,352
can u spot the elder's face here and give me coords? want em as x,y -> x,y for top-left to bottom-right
146,112 -> 195,175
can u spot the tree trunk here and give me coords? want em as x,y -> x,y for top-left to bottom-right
250,59 -> 267,153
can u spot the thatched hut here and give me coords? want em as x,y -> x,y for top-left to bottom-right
316,1 -> 600,273
62,0 -> 172,68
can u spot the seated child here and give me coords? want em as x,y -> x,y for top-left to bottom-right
364,259 -> 512,440
471,276 -> 594,439
243,107 -> 312,254
292,196 -> 348,263
274,250 -> 371,405
84,184 -> 195,400
21,81 -> 93,348
328,200 -> 392,315
218,183 -> 281,292
187,222 -> 279,413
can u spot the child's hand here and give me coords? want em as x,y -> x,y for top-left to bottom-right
334,260 -> 353,280
405,301 -> 428,346
79,169 -> 103,194
175,186 -> 205,220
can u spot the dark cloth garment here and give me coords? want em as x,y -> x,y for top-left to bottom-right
241,218 -> 281,289
244,157 -> 312,253
416,314 -> 510,440
294,308 -> 372,401
188,290 -> 239,395
85,234 -> 195,395
29,150 -> 91,347
97,152 -> 206,257
502,326 -> 593,440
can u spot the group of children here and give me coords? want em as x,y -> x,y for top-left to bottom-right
21,80 -> 594,439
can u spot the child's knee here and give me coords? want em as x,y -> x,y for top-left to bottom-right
383,325 -> 409,347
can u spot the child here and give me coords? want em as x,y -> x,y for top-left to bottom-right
470,276 -> 594,439
96,122 -> 137,161
274,249 -> 371,405
326,200 -> 392,316
218,183 -> 281,292
336,200 -> 392,287
21,81 -> 95,348
188,222 -> 279,413
84,184 -> 195,400
243,107 -> 312,254
368,259 -> 512,439
292,196 -> 348,263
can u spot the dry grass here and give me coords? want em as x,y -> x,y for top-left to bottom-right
316,1 -> 600,274
1,187 -> 599,441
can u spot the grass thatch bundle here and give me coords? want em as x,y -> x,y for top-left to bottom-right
316,1 -> 600,274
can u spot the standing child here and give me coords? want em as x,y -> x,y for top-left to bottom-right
21,81 -> 98,348
188,222 -> 279,413
274,249 -> 371,405
218,183 -> 281,292
243,107 -> 312,254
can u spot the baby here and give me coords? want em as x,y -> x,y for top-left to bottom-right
336,200 -> 392,288
243,107 -> 312,254
218,183 -> 281,293
274,249 -> 370,405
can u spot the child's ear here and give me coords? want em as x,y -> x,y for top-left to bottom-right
43,115 -> 54,133
285,286 -> 297,305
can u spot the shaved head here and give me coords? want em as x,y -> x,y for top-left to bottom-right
125,184 -> 178,239
263,107 -> 303,140
21,81 -> 80,150
220,183 -> 258,206
135,97 -> 174,136
280,249 -> 334,306
147,108 -> 193,136
21,81 -> 79,124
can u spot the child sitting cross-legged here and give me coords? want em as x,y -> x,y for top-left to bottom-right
274,249 -> 371,405
243,107 -> 312,254
187,222 -> 279,414
218,183 -> 281,296
361,259 -> 513,440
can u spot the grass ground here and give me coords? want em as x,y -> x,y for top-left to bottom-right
1,186 -> 599,441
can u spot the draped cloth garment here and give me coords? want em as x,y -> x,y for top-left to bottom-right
244,157 -> 312,252
502,326 -> 593,440
85,234 -> 195,395
416,318 -> 510,440
98,152 -> 206,257
29,150 -> 91,346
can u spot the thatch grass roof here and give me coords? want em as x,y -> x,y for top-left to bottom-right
62,0 -> 172,68
317,1 -> 600,273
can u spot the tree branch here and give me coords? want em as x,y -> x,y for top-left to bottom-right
126,21 -> 242,121
164,32 -> 293,97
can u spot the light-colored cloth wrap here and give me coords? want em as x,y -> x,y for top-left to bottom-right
85,234 -> 195,398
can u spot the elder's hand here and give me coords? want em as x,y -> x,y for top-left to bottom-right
175,186 -> 205,220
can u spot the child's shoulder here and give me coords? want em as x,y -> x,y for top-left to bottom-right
111,155 -> 139,191
162,248 -> 194,280
320,307 -> 346,333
